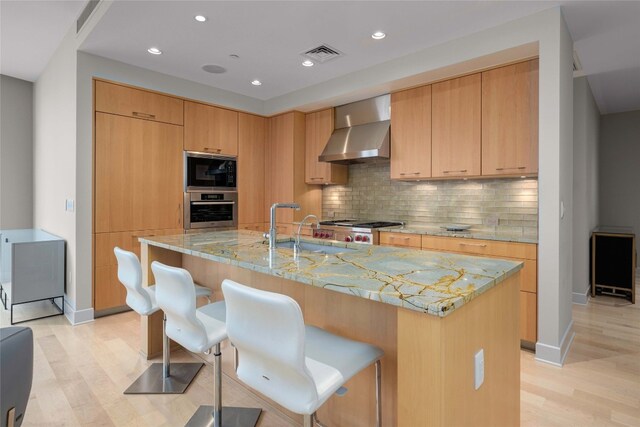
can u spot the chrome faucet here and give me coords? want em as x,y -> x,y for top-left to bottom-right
294,214 -> 319,255
265,203 -> 300,250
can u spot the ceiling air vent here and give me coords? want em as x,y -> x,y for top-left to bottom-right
77,0 -> 101,33
302,44 -> 344,64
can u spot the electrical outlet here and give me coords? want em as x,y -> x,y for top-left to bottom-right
485,214 -> 499,227
474,349 -> 485,390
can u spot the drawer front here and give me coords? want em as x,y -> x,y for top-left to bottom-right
520,291 -> 537,343
421,235 -> 537,260
239,223 -> 267,232
379,232 -> 422,249
95,80 -> 184,125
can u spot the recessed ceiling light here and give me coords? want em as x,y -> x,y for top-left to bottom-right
147,47 -> 162,55
251,80 -> 262,86
371,31 -> 386,40
194,15 -> 207,22
302,60 -> 314,67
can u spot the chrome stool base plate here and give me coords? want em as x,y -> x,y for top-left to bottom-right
185,406 -> 262,427
124,362 -> 204,394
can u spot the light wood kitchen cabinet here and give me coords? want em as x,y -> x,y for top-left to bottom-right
94,229 -> 182,312
379,232 -> 422,249
264,112 -> 322,227
305,108 -> 348,185
95,80 -> 184,125
238,113 -> 265,226
432,74 -> 481,178
239,223 -> 267,233
520,291 -> 537,343
482,59 -> 539,176
421,235 -> 538,344
390,85 -> 432,180
95,112 -> 183,233
184,101 -> 238,156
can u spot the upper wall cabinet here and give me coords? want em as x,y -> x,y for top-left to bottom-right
432,74 -> 481,178
390,85 -> 432,180
184,101 -> 239,156
265,112 -> 321,225
95,80 -> 184,125
482,59 -> 539,176
305,109 -> 348,185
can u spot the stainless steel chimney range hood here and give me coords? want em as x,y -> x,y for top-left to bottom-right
319,94 -> 390,164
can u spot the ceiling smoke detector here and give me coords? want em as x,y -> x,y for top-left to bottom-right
202,64 -> 227,74
301,44 -> 344,64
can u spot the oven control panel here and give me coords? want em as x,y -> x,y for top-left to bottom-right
314,228 -> 374,245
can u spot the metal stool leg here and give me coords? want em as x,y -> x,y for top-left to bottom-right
186,342 -> 262,427
124,314 -> 204,394
375,360 -> 382,427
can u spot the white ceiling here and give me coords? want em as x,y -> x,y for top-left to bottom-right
1,1 -> 640,114
0,0 -> 86,81
79,0 -> 563,101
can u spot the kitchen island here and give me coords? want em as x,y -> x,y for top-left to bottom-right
139,230 -> 522,427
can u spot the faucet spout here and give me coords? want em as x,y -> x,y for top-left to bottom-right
268,203 -> 301,250
294,214 -> 319,255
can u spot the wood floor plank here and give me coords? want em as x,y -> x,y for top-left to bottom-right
4,275 -> 638,426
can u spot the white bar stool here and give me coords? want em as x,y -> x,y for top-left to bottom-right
152,261 -> 262,427
114,247 -> 212,394
221,279 -> 384,427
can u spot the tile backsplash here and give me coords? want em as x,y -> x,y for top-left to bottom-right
322,161 -> 538,236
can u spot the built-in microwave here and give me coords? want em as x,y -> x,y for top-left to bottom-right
185,151 -> 237,192
184,191 -> 238,230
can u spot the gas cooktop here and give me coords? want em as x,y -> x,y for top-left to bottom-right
319,219 -> 403,229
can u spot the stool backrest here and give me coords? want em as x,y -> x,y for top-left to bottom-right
113,247 -> 154,315
152,261 -> 209,353
222,279 -> 319,413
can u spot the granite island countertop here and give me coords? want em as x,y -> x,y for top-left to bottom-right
140,230 -> 523,317
378,225 -> 538,244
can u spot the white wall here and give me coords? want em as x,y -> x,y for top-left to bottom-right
599,110 -> 640,266
572,77 -> 600,304
0,75 -> 33,229
33,26 -> 82,322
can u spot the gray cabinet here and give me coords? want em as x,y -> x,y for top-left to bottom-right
0,229 -> 65,324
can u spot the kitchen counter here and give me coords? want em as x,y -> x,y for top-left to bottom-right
140,230 -> 522,317
139,229 -> 521,426
379,224 -> 538,244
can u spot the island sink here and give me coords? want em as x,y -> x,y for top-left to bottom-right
273,240 -> 356,255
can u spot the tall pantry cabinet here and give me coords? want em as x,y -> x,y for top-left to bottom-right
93,80 -> 184,313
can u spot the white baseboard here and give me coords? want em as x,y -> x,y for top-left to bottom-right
64,300 -> 95,325
572,286 -> 590,305
535,320 -> 575,366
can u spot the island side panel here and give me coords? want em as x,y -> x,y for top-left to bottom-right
182,254 -> 397,427
140,242 -> 184,358
397,272 -> 521,427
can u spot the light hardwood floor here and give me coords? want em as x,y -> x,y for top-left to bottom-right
2,275 -> 638,427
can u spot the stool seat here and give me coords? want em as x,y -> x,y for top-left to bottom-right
304,325 -> 384,407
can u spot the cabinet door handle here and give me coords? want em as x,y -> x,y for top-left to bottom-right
204,147 -> 222,153
495,166 -> 526,171
311,177 -> 325,180
399,172 -> 421,176
443,169 -> 468,174
389,236 -> 410,241
132,111 -> 156,119
459,242 -> 487,248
